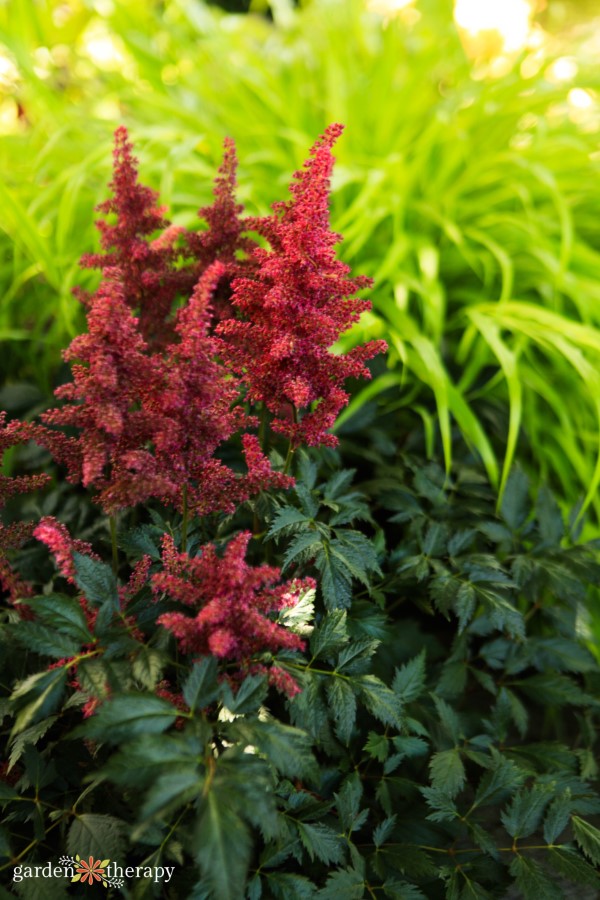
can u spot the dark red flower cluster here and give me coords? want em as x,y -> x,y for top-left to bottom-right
39,125 -> 385,515
218,124 -> 387,447
153,532 -> 313,696
0,414 -> 50,603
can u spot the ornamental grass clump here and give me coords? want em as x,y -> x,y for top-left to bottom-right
2,127 -> 600,900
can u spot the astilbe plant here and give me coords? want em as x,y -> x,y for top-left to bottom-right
4,126 -> 600,900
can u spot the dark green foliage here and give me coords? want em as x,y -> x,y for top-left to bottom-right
2,429 -> 600,898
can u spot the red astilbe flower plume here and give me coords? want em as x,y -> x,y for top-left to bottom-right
0,414 -> 49,604
153,532 -> 312,696
41,277 -> 173,512
79,126 -> 196,348
217,123 -> 387,448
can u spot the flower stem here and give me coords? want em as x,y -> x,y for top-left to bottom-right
109,515 -> 118,575
283,406 -> 298,476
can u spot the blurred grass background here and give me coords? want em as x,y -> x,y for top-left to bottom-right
1,0 -> 600,533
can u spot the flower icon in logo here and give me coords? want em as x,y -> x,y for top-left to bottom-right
72,855 -> 110,886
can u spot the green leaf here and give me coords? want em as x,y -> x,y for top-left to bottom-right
316,868 -> 364,898
536,486 -> 564,545
474,752 -> 526,808
221,674 -> 268,715
139,768 -> 203,823
79,694 -> 180,743
500,470 -> 529,531
310,610 -> 349,657
267,507 -> 310,539
20,594 -> 93,643
509,856 -> 563,900
429,749 -> 465,799
283,531 -> 322,571
10,668 -> 67,736
8,716 -> 58,770
296,821 -> 344,865
382,882 -> 427,900
334,774 -> 367,834
373,815 -> 397,848
183,657 -> 219,711
543,790 -> 573,844
326,677 -> 357,744
316,543 -> 353,609
67,813 -> 126,861
196,794 -> 252,900
501,784 -> 554,839
132,647 -> 164,690
235,719 -> 315,779
393,650 -> 426,703
572,815 -> 600,865
356,675 -> 403,728
13,621 -> 80,659
365,731 -> 389,762
73,552 -> 118,607
432,695 -> 462,743
548,847 -> 600,889
264,872 -> 316,900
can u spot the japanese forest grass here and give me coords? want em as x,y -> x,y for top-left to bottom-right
2,0 -> 600,527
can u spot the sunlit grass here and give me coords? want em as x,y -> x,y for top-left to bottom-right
1,0 -> 600,546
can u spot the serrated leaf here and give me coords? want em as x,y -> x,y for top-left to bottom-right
509,855 -> 563,900
78,693 -> 179,743
393,650 -> 426,704
221,674 -> 268,715
316,544 -> 353,609
20,594 -> 93,643
73,553 -> 118,607
373,815 -> 397,848
297,821 -> 344,865
382,881 -> 427,900
67,814 -> 126,861
548,847 -> 600,889
572,816 -> 600,865
474,753 -> 526,808
265,872 -> 316,900
501,784 -> 554,839
316,868 -> 364,898
429,749 -> 465,799
132,647 -> 164,690
543,790 -> 573,843
283,531 -> 322,571
500,470 -> 529,531
139,768 -> 203,822
8,716 -> 58,770
235,719 -> 315,778
13,621 -> 80,659
196,794 -> 252,900
334,774 -> 366,833
183,657 -> 218,711
310,610 -> 349,657
432,695 -> 462,742
326,677 -> 357,744
365,731 -> 389,762
536,486 -> 564,545
267,507 -> 310,539
10,668 -> 67,736
356,675 -> 403,728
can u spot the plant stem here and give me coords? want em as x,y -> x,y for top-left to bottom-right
181,484 -> 189,553
109,515 -> 118,575
283,406 -> 298,476
259,402 -> 269,454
